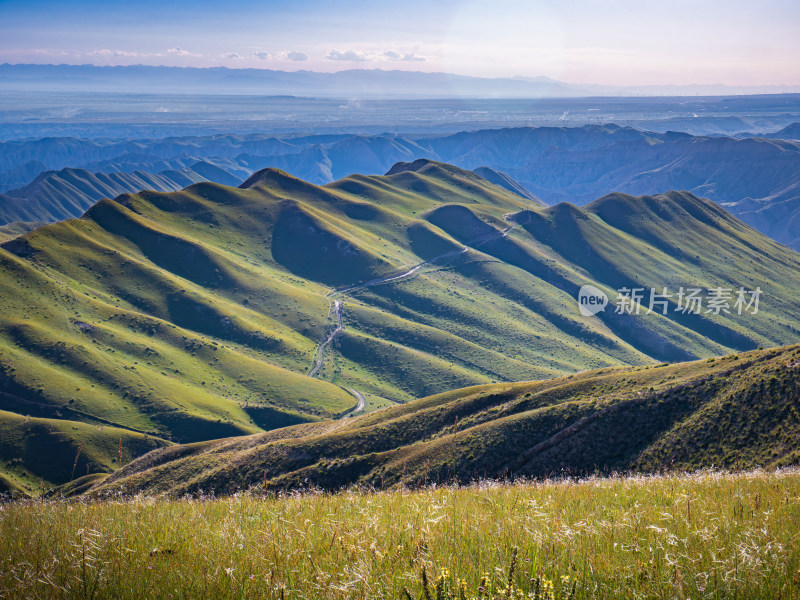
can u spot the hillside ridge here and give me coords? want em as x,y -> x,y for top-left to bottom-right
88,343 -> 800,497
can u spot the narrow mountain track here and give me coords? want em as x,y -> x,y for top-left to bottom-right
307,299 -> 342,378
334,247 -> 469,295
306,211 -> 529,416
341,388 -> 366,418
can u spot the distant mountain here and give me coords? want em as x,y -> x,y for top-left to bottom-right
2,161 -> 800,493
487,131 -> 800,249
3,64 -> 800,98
0,163 -> 242,224
0,160 -> 48,192
0,220 -> 46,243
0,134 -> 294,187
769,123 -> 800,140
0,64 -> 585,98
720,196 -> 800,249
90,343 -> 800,497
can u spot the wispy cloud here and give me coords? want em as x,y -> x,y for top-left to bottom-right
326,49 -> 368,62
327,48 -> 426,63
383,50 -> 425,62
89,49 -> 140,58
167,47 -> 200,57
283,51 -> 308,62
239,50 -> 309,62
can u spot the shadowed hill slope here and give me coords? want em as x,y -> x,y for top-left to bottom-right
89,344 -> 800,497
472,166 -> 540,201
2,161 -> 800,494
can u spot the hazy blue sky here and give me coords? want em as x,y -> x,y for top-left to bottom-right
1,0 -> 798,85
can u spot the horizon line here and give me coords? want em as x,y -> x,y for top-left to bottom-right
3,63 -> 800,91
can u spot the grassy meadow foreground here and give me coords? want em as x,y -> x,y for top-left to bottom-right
1,470 -> 799,599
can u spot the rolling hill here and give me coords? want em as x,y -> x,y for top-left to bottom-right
2,160 -> 800,495
89,343 -> 800,497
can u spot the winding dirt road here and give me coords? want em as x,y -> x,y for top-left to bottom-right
341,388 -> 366,418
307,299 -> 342,378
306,212 -> 528,417
335,246 -> 468,295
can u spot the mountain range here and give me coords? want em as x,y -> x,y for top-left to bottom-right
2,160 -> 800,495
4,64 -> 800,97
2,125 -> 800,249
0,163 -> 243,224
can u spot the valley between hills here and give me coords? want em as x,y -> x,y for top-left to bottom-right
1,159 -> 800,496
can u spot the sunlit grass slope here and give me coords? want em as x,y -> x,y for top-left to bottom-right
2,159 -> 800,493
2,470 -> 799,599
92,345 -> 800,497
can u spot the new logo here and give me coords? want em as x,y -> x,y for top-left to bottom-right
577,284 -> 608,316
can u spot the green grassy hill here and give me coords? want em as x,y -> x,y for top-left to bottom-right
2,159 -> 800,494
91,344 -> 800,497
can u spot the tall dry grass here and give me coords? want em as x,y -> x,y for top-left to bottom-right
1,469 -> 798,599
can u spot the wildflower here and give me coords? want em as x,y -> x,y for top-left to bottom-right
541,577 -> 554,600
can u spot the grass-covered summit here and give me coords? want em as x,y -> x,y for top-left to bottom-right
1,159 -> 800,494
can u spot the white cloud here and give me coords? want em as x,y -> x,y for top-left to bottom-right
383,50 -> 427,62
252,51 -> 271,60
326,49 -> 368,62
167,47 -> 200,57
274,50 -> 308,62
89,49 -> 140,57
222,52 -> 243,59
